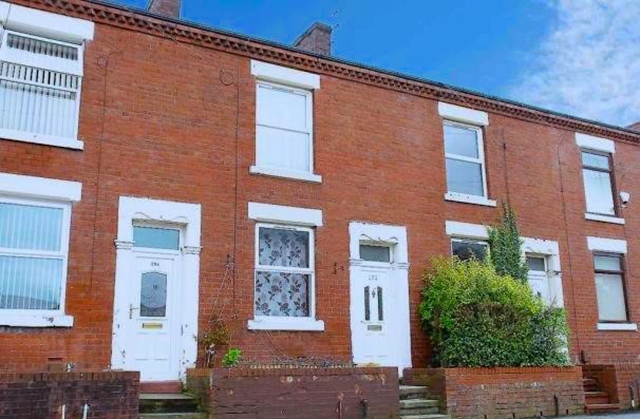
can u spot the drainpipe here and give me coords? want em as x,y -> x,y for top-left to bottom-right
82,404 -> 90,419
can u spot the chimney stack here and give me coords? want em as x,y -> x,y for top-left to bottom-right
148,0 -> 181,19
293,22 -> 332,56
627,121 -> 640,132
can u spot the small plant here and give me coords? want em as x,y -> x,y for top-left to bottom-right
198,315 -> 231,367
222,348 -> 242,367
488,204 -> 529,284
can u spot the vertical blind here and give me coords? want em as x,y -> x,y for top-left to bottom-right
0,202 -> 65,311
0,31 -> 82,140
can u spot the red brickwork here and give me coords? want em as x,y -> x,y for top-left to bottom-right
584,363 -> 640,408
405,367 -> 585,418
1,0 -> 640,375
0,371 -> 139,419
187,367 -> 398,419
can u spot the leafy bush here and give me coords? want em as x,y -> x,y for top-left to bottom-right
419,257 -> 569,367
488,204 -> 529,283
222,348 -> 242,367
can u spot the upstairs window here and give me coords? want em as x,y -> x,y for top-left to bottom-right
444,121 -> 487,198
250,60 -> 321,183
256,81 -> 313,174
581,150 -> 616,216
0,30 -> 85,148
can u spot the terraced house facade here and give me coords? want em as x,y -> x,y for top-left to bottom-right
1,0 -> 640,387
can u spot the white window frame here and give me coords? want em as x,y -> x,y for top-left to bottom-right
576,133 -> 624,225
249,223 -> 323,331
250,60 -> 322,183
586,236 -> 636,331
0,172 -> 81,327
0,1 -> 94,150
247,201 -> 324,331
442,120 -> 496,207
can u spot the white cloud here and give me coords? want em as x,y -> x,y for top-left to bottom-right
509,0 -> 640,127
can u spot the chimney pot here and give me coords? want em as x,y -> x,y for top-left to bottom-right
148,0 -> 181,18
293,22 -> 332,56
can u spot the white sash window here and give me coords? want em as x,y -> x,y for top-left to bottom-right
0,1 -> 94,150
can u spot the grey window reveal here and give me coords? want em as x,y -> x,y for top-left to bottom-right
360,245 -> 391,263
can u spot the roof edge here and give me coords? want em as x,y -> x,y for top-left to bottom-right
17,0 -> 640,143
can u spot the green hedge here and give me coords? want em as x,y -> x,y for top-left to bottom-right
419,257 -> 569,367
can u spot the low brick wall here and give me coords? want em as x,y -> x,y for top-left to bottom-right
584,363 -> 640,409
0,371 -> 140,418
187,366 -> 399,419
404,367 -> 584,419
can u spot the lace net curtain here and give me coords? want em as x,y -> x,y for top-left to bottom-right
255,227 -> 310,317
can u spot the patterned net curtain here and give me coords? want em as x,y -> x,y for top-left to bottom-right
255,227 -> 310,317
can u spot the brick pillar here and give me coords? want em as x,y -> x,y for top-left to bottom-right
293,22 -> 332,56
148,0 -> 181,18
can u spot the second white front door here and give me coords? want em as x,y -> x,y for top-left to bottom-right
352,263 -> 395,365
348,224 -> 412,373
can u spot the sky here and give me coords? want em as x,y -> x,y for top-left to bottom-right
114,0 -> 640,128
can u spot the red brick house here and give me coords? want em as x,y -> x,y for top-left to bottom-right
1,0 -> 640,388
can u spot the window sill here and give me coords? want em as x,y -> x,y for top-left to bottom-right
250,165 -> 322,183
0,313 -> 74,328
0,128 -> 84,150
444,192 -> 497,207
585,213 -> 625,225
597,322 -> 637,331
247,317 -> 325,331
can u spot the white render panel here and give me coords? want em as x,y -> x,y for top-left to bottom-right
576,133 -> 615,154
438,102 -> 489,126
0,172 -> 81,201
248,202 -> 323,227
587,236 -> 627,254
251,60 -> 320,89
445,220 -> 489,240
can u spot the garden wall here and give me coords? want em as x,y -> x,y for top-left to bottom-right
187,366 -> 398,419
0,371 -> 140,418
584,363 -> 640,409
404,367 -> 584,419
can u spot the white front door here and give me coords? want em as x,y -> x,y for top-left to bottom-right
124,252 -> 179,381
351,263 -> 395,365
348,224 -> 412,374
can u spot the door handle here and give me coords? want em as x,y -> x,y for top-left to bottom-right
129,304 -> 140,319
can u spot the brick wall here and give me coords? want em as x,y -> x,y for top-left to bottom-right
404,367 -> 585,419
187,367 -> 398,419
2,0 -> 640,375
584,363 -> 640,409
0,371 -> 139,419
